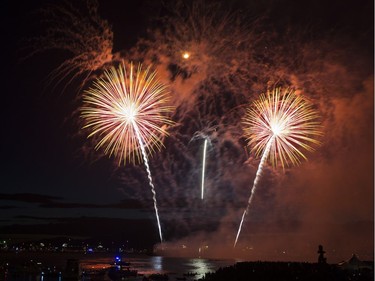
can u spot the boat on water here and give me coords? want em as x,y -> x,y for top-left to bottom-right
106,255 -> 142,281
113,255 -> 131,267
82,255 -> 170,281
79,254 -> 140,281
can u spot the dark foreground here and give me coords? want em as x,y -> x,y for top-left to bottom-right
201,261 -> 374,281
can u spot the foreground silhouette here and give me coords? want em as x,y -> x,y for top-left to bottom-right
201,261 -> 373,281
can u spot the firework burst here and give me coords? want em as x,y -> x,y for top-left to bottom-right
234,88 -> 322,247
81,61 -> 174,242
81,61 -> 174,166
243,87 -> 322,169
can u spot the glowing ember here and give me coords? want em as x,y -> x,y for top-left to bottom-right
182,52 -> 190,59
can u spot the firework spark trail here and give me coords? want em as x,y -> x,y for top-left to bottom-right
133,122 -> 163,242
234,88 -> 322,247
22,0 -> 114,91
234,135 -> 275,247
201,138 -> 208,200
81,62 -> 173,242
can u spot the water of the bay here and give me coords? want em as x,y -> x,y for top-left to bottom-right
1,252 -> 237,280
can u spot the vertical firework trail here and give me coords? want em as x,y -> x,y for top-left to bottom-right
133,122 -> 163,242
201,139 -> 208,200
234,136 -> 275,247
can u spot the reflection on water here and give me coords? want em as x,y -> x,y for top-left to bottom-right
2,254 -> 235,281
151,256 -> 163,271
190,259 -> 210,277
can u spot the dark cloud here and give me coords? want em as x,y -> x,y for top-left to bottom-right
0,217 -> 158,248
13,215 -> 52,221
0,193 -> 144,209
0,193 -> 62,204
39,199 -> 144,209
0,206 -> 17,210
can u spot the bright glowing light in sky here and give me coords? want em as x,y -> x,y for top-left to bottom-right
234,88 -> 322,247
120,102 -> 137,123
270,121 -> 283,136
81,61 -> 174,166
182,52 -> 190,59
243,87 -> 322,169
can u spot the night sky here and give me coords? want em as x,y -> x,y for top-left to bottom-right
2,0 -> 374,262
